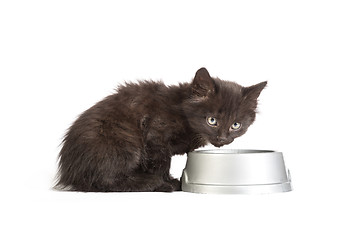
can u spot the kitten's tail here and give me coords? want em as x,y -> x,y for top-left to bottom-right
52,170 -> 74,191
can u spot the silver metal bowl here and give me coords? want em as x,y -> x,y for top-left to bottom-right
181,149 -> 292,194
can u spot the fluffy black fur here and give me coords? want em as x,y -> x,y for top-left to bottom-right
55,68 -> 267,192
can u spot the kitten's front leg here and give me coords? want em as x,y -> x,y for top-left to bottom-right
167,178 -> 181,191
144,144 -> 180,192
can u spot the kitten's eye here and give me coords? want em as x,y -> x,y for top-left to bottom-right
207,117 -> 218,126
231,122 -> 242,130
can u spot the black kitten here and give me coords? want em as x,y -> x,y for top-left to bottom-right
55,68 -> 267,192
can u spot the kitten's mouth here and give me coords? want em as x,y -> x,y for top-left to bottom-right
210,139 -> 233,148
211,141 -> 226,148
213,143 -> 225,148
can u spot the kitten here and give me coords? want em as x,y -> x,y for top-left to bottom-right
55,68 -> 267,192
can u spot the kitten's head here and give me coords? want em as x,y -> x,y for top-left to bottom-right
183,68 -> 267,147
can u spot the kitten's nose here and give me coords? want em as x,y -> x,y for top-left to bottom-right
217,136 -> 227,143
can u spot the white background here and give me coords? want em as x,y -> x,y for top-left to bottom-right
1,0 -> 359,239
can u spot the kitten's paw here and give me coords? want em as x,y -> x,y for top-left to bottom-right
169,179 -> 182,191
154,182 -> 174,192
154,179 -> 181,192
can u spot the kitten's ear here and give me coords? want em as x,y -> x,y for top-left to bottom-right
191,68 -> 216,97
243,81 -> 267,100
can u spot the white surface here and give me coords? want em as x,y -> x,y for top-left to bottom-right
1,1 -> 359,239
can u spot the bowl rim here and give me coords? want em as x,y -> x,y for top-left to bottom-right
189,149 -> 278,155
